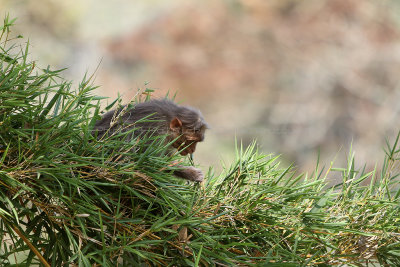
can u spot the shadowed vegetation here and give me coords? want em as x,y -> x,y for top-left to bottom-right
1,16 -> 400,266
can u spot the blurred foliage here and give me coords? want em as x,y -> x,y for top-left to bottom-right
1,15 -> 400,266
106,0 -> 400,172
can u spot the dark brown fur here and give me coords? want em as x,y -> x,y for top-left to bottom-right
93,99 -> 208,182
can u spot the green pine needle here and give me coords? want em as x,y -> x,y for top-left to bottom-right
0,15 -> 399,266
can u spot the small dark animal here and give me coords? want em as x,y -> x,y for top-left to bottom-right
93,99 -> 208,182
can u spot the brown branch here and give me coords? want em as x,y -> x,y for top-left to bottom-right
6,219 -> 51,267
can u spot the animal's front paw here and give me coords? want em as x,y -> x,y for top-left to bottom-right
185,166 -> 204,182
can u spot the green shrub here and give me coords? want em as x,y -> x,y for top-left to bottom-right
1,15 -> 400,266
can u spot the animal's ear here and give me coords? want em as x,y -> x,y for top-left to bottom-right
170,117 -> 182,130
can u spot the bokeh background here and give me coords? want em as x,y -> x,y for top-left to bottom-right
2,0 -> 400,178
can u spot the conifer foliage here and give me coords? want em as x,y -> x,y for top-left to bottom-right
1,16 -> 400,266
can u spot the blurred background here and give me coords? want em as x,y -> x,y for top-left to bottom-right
2,0 -> 400,179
